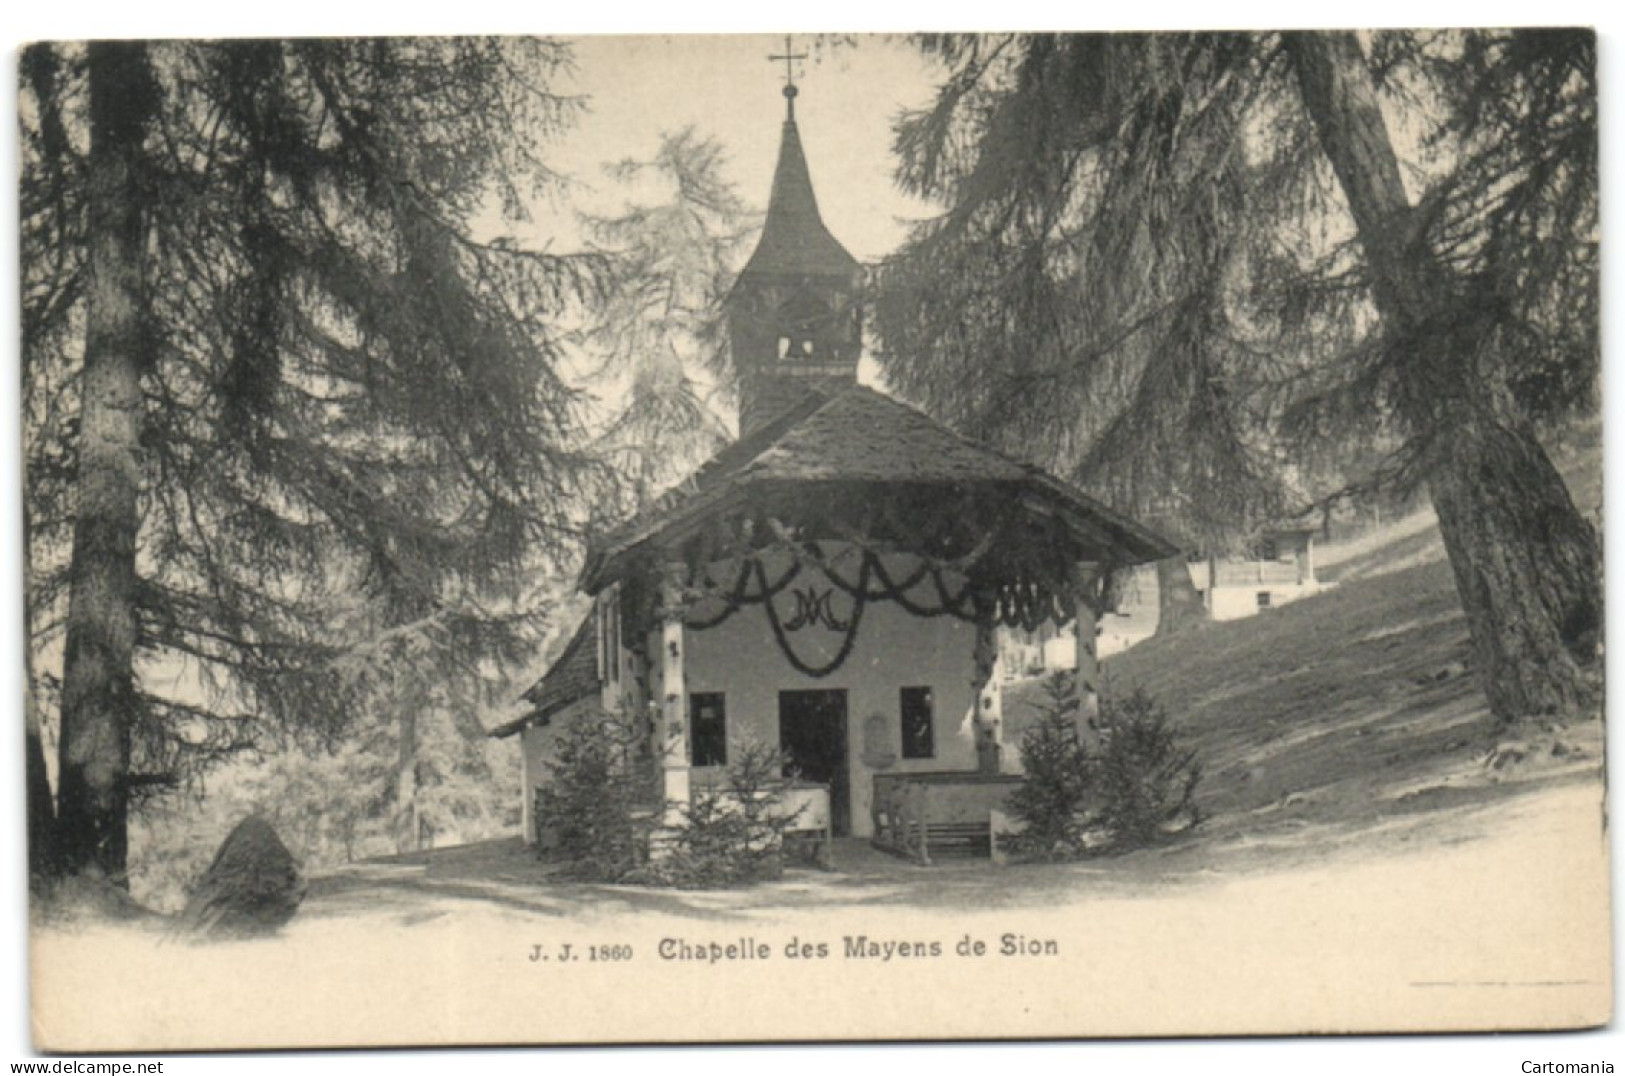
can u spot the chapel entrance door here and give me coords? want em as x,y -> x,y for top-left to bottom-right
778,689 -> 851,836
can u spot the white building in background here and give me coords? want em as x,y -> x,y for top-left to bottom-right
1195,524 -> 1327,621
997,524 -> 1332,678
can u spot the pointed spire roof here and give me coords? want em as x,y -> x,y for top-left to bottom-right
738,100 -> 862,281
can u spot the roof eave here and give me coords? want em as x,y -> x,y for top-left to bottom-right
487,710 -> 537,739
583,473 -> 1178,594
1023,475 -> 1183,564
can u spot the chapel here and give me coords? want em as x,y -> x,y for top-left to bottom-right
491,78 -> 1176,855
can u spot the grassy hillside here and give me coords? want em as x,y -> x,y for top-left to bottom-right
1103,531 -> 1484,838
1009,493 -> 1602,861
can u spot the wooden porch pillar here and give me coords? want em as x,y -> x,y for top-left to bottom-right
1071,562 -> 1103,736
659,563 -> 690,829
972,616 -> 1004,775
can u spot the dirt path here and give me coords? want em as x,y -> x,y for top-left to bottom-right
32,767 -> 1609,1051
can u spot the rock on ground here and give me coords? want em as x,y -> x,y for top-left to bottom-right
175,816 -> 305,940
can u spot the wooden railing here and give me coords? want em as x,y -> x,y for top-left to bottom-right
778,782 -> 834,868
686,778 -> 834,869
1211,561 -> 1307,586
535,780 -> 834,868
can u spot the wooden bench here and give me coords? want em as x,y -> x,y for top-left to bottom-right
918,821 -> 992,857
871,772 -> 1022,866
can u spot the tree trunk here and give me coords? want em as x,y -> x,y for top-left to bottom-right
26,692 -> 58,883
1287,32 -> 1602,724
395,705 -> 419,854
1429,413 -> 1600,719
55,42 -> 156,882
1154,555 -> 1208,636
24,495 -> 59,884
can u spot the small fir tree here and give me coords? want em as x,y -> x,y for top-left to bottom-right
1094,689 -> 1203,849
1007,673 -> 1097,859
534,712 -> 651,882
1008,674 -> 1204,859
654,740 -> 804,889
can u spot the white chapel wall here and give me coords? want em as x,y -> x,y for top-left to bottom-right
668,552 -> 982,839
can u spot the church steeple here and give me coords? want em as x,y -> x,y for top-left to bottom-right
739,92 -> 861,283
727,63 -> 864,438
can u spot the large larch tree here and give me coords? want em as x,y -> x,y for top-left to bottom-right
22,38 -> 612,884
872,30 -> 1598,724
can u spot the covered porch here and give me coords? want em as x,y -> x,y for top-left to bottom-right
521,387 -> 1176,858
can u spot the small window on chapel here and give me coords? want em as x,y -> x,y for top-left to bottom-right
690,693 -> 727,767
900,686 -> 934,760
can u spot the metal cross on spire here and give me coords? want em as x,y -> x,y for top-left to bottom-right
767,34 -> 808,118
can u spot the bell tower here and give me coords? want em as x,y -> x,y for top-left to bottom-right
727,56 -> 864,438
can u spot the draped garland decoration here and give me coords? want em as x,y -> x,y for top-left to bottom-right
758,555 -> 872,678
671,522 -> 1083,678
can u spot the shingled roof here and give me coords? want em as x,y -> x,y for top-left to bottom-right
736,117 -> 861,282
579,385 -> 1179,592
489,612 -> 598,739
